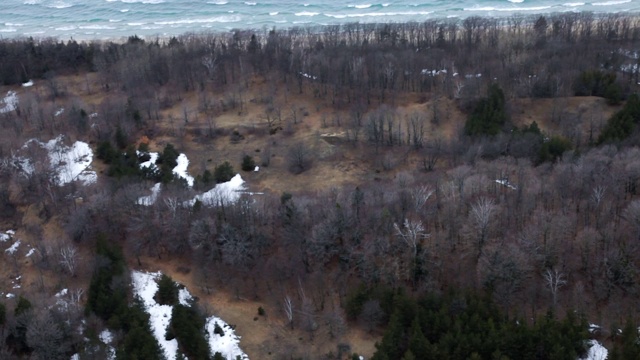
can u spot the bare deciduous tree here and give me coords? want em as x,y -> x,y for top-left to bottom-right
471,197 -> 495,258
394,218 -> 429,261
287,142 -> 312,174
544,268 -> 567,308
26,310 -> 67,360
58,243 -> 79,277
411,185 -> 434,213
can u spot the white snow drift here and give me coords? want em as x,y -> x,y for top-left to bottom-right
0,91 -> 18,114
14,136 -> 97,186
187,174 -> 247,207
131,270 -> 248,360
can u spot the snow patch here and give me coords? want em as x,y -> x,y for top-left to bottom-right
0,230 -> 14,242
99,330 -> 116,360
55,108 -> 65,117
137,183 -> 162,206
583,340 -> 607,360
25,248 -> 35,257
187,174 -> 246,207
0,91 -> 18,114
178,288 -> 193,306
421,69 -> 447,76
299,72 -> 317,80
206,316 -> 249,360
132,270 -> 248,359
45,137 -> 97,185
99,329 -> 113,344
5,293 -> 15,298
131,271 -> 179,360
495,179 -> 517,190
18,136 -> 97,186
173,153 -> 194,187
22,80 -> 33,87
55,288 -> 68,297
138,151 -> 159,170
5,240 -> 20,254
254,166 -> 259,172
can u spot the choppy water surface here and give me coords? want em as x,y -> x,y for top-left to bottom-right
1,0 -> 639,40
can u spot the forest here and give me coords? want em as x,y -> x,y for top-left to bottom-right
1,11 -> 640,359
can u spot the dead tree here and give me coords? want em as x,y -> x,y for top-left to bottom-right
283,295 -> 294,329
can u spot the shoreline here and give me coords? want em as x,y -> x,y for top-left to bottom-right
3,9 -> 640,43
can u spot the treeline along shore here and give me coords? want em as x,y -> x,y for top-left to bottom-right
1,12 -> 640,104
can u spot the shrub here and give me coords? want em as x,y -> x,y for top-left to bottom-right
214,322 -> 225,336
539,136 -> 572,163
241,154 -> 256,171
258,306 -> 266,316
574,70 -> 618,98
214,161 -> 235,183
96,141 -> 117,164
15,296 -> 31,316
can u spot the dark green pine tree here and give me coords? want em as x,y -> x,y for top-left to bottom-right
117,301 -> 163,360
371,312 -> 406,360
465,84 -> 507,136
407,318 -> 436,359
598,93 -> 640,143
156,274 -> 179,306
618,319 -> 640,359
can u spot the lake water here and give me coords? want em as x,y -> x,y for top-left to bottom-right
1,0 -> 639,40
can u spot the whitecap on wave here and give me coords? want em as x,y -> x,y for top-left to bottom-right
107,0 -> 165,4
295,11 -> 319,16
154,16 -> 241,25
593,0 -> 631,5
348,4 -> 373,9
463,5 -> 552,12
325,11 -> 432,18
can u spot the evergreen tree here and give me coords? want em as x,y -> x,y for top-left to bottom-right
214,161 -> 235,183
598,94 -> 640,143
156,274 -> 179,306
465,84 -> 507,136
0,302 -> 5,325
618,319 -> 640,359
539,136 -> 572,163
241,154 -> 256,171
169,304 -> 210,359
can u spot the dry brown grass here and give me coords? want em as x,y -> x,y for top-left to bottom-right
136,255 -> 380,359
